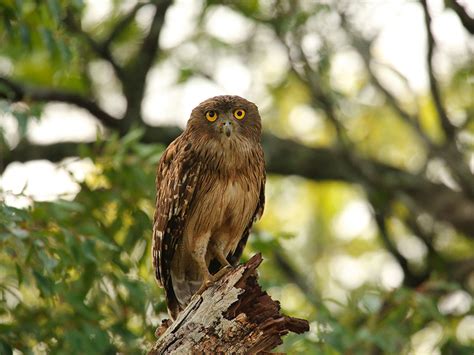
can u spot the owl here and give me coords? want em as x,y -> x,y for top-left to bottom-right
152,95 -> 265,319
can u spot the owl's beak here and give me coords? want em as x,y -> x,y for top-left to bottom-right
221,120 -> 233,137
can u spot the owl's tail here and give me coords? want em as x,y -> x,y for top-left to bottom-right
163,278 -> 182,320
169,271 -> 201,318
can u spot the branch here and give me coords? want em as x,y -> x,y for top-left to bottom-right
0,124 -> 181,168
281,35 -> 350,146
299,49 -> 346,141
403,211 -> 474,286
339,12 -> 432,146
122,0 -> 172,126
129,1 -> 171,77
446,0 -> 474,34
420,0 -> 456,139
0,76 -> 121,130
274,249 -> 320,307
64,9 -> 125,81
404,213 -> 444,264
449,258 -> 474,283
2,141 -> 80,167
372,209 -> 429,288
102,2 -> 150,48
3,129 -> 474,238
150,254 -> 309,354
65,2 -> 156,81
343,7 -> 474,198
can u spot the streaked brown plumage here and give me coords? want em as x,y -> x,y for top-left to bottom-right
152,95 -> 265,319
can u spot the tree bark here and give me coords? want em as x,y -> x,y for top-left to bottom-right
149,254 -> 309,354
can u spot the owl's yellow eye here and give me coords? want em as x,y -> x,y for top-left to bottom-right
206,110 -> 218,122
233,109 -> 246,120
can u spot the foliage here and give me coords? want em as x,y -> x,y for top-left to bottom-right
1,0 -> 474,354
0,132 -> 165,354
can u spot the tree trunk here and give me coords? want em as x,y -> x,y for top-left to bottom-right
149,254 -> 309,354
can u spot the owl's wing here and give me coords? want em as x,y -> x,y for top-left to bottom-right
228,168 -> 266,266
152,137 -> 200,314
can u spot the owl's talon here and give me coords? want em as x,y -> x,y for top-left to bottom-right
194,266 -> 232,296
190,292 -> 202,303
195,279 -> 213,295
213,265 -> 233,281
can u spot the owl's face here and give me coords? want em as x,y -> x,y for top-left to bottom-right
187,95 -> 262,143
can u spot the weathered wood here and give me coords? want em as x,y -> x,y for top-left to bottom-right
149,254 -> 309,354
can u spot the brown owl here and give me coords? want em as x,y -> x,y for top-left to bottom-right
152,95 -> 265,319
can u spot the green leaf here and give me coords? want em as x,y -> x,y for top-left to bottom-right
39,27 -> 55,53
33,271 -> 54,297
177,67 -> 194,83
46,0 -> 61,24
8,226 -> 29,239
81,239 -> 97,263
38,250 -> 59,272
19,24 -> 31,46
65,293 -> 101,321
15,263 -> 23,285
12,110 -> 29,137
0,341 -> 12,355
57,38 -> 72,62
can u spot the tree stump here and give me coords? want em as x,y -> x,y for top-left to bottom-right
149,254 -> 309,354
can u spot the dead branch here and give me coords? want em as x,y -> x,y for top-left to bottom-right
149,254 -> 309,354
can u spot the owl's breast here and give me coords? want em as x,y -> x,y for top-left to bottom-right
220,178 -> 256,225
182,164 -> 260,250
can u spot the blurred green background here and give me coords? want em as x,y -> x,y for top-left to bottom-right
0,0 -> 473,353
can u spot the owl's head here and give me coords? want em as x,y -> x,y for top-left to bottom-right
186,95 -> 262,142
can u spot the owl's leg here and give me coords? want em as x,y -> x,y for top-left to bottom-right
210,242 -> 232,269
194,268 -> 214,296
193,246 -> 231,296
209,239 -> 234,280
195,267 -> 231,296
190,232 -> 214,295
